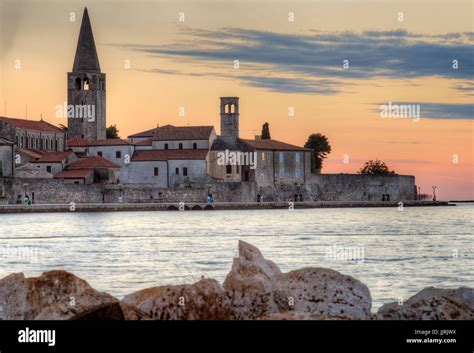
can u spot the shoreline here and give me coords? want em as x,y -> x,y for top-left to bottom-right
0,200 -> 451,214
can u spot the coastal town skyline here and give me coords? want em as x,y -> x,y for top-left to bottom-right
1,0 -> 473,200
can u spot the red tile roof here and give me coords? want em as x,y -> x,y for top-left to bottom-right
152,126 -> 214,141
17,148 -> 45,159
68,156 -> 120,169
88,138 -> 131,146
128,125 -> 175,138
133,137 -> 153,146
67,136 -> 90,147
239,138 -> 311,151
34,151 -> 73,163
0,117 -> 64,133
55,169 -> 93,179
132,149 -> 208,161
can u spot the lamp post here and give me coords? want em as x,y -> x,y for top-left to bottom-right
432,186 -> 437,201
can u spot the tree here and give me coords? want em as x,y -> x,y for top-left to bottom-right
304,133 -> 331,173
261,122 -> 271,140
106,125 -> 119,139
358,159 -> 396,175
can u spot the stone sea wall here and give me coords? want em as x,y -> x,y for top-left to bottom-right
0,241 -> 471,320
0,173 -> 416,204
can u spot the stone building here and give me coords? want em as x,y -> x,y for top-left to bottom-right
67,7 -> 106,140
0,117 -> 67,153
31,151 -> 77,176
238,139 -> 311,187
87,139 -> 134,182
55,156 -> 120,184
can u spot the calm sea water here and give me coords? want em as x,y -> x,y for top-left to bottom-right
0,204 -> 472,310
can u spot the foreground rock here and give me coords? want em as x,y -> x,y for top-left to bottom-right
377,287 -> 474,320
123,278 -> 232,320
224,240 -> 372,320
0,270 -> 147,320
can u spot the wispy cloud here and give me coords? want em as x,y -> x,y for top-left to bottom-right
113,28 -> 474,94
452,81 -> 474,96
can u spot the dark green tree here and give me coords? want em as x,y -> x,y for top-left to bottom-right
106,124 -> 120,139
304,133 -> 331,173
261,122 -> 271,140
359,159 -> 396,175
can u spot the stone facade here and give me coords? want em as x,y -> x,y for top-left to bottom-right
220,97 -> 239,146
127,161 -> 168,186
0,118 -> 66,153
0,173 -> 415,205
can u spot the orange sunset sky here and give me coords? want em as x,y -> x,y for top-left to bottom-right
1,0 -> 473,200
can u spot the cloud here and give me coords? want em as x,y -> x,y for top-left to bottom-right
112,28 -> 474,94
452,81 -> 474,96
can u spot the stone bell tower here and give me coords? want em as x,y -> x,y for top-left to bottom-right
220,97 -> 239,146
67,7 -> 106,140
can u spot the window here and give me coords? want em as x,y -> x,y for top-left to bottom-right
46,166 -> 52,173
279,152 -> 284,162
116,151 -> 121,159
175,167 -> 179,175
226,165 -> 232,174
261,152 -> 265,161
295,152 -> 300,163
236,165 -> 240,174
75,77 -> 81,90
183,167 -> 188,176
154,167 -> 159,176
193,142 -> 197,149
164,143 -> 169,150
83,78 -> 90,91
97,151 -> 103,157
74,181 -> 80,184
179,143 -> 183,150
279,168 -> 284,178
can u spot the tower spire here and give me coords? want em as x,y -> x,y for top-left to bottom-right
72,7 -> 101,72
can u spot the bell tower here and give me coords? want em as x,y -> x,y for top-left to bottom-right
67,7 -> 106,140
220,97 -> 239,146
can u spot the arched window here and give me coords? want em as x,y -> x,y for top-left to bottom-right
16,135 -> 19,146
193,142 -> 197,149
20,136 -> 24,148
226,164 -> 232,174
179,143 -> 183,150
83,78 -> 90,91
164,143 -> 169,150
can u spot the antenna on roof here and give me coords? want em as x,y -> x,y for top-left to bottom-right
40,113 -> 43,121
